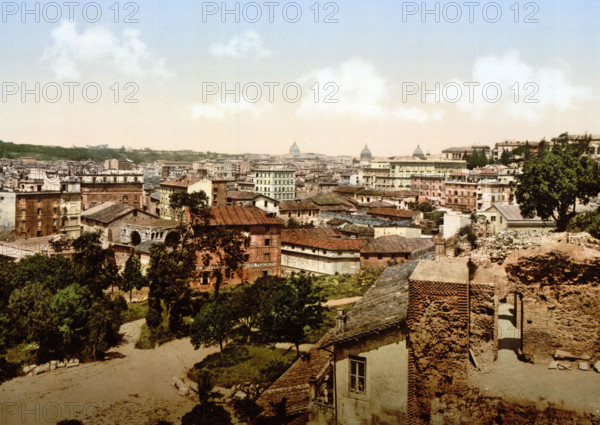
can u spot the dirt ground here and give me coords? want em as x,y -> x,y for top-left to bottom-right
0,319 -> 218,425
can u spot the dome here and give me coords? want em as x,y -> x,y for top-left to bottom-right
360,144 -> 372,161
413,145 -> 425,159
289,142 -> 300,155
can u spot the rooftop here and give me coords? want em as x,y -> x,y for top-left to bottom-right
320,261 -> 422,348
81,201 -> 135,224
282,229 -> 367,251
160,177 -> 205,188
367,208 -> 420,219
208,206 -> 284,226
409,258 -> 469,284
361,235 -> 434,254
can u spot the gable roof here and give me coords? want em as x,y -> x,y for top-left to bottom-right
279,201 -> 319,212
368,208 -> 420,219
361,235 -> 434,254
81,201 -> 135,224
160,177 -> 205,188
209,206 -> 284,226
320,261 -> 422,348
257,335 -> 331,419
282,229 -> 367,252
487,204 -> 545,222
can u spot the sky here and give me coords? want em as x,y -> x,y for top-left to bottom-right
0,1 -> 598,157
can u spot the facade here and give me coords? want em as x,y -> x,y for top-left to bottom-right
441,145 -> 491,160
444,181 -> 478,211
192,206 -> 285,289
411,174 -> 445,206
60,179 -> 83,238
225,191 -> 280,215
476,180 -> 513,211
281,229 -> 367,275
279,201 -> 321,226
253,165 -> 296,202
479,204 -> 554,234
211,179 -> 229,206
120,218 -> 179,246
373,226 -> 422,239
361,159 -> 465,190
159,177 -> 213,221
80,174 -> 144,211
81,201 -> 156,246
104,159 -> 134,171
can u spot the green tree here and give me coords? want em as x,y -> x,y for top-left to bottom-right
51,284 -> 92,356
500,150 -> 512,165
515,139 -> 600,231
146,243 -> 194,336
120,253 -> 145,302
258,275 -> 324,357
466,150 -> 488,170
190,297 -> 236,357
72,233 -> 121,296
569,207 -> 600,239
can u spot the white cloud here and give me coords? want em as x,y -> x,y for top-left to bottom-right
190,100 -> 271,120
453,49 -> 593,121
209,31 -> 271,60
42,21 -> 172,80
296,58 -> 444,123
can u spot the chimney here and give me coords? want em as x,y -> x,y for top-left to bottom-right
433,236 -> 446,259
336,308 -> 346,332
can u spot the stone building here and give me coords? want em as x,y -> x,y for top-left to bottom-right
253,165 -> 296,202
159,177 -> 213,221
80,174 -> 144,211
81,201 -> 156,247
281,228 -> 367,275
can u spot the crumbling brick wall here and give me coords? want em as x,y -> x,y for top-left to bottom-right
504,252 -> 600,363
469,283 -> 495,367
407,280 -> 469,425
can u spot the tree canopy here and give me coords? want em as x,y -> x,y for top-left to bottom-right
515,139 -> 600,231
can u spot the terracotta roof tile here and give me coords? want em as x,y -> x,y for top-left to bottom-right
81,201 -> 134,224
208,206 -> 284,226
361,235 -> 434,254
368,208 -> 419,219
282,229 -> 367,251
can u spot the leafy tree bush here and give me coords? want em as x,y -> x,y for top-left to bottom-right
569,208 -> 600,239
120,253 -> 145,302
516,139 -> 600,231
190,297 -> 236,356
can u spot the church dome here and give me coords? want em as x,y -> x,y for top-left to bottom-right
289,142 -> 300,155
361,144 -> 372,160
413,145 -> 425,159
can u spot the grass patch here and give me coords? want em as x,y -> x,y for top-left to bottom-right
314,268 -> 384,300
187,344 -> 297,388
3,342 -> 38,365
305,304 -> 355,344
120,300 -> 148,323
134,323 -> 155,349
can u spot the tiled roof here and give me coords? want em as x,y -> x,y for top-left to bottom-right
279,201 -> 319,212
361,235 -> 434,254
356,189 -> 382,196
257,335 -> 331,418
81,201 -> 134,224
160,177 -> 204,188
334,186 -> 363,194
134,239 -> 161,254
357,201 -> 395,209
338,224 -> 375,237
368,208 -> 419,219
282,229 -> 367,251
226,191 -> 260,201
150,191 -> 161,202
489,204 -> 545,222
208,206 -> 284,226
320,261 -> 424,348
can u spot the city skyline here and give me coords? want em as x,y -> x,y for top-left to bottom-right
0,1 -> 598,156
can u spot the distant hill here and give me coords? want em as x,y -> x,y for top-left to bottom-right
0,140 -> 234,164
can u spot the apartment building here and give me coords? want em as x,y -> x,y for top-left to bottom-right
253,165 -> 296,202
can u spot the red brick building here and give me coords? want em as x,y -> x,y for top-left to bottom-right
13,192 -> 62,238
444,181 -> 478,212
410,175 -> 445,206
193,206 -> 285,290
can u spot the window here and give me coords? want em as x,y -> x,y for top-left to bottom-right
243,254 -> 249,262
264,252 -> 271,261
265,238 -> 270,246
349,356 -> 366,394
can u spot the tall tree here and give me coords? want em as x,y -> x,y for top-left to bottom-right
120,253 -> 145,302
258,275 -> 324,357
516,139 -> 600,231
190,297 -> 236,357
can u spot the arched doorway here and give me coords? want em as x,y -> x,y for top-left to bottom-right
130,231 -> 141,246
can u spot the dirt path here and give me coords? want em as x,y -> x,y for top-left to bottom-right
0,319 -> 219,425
